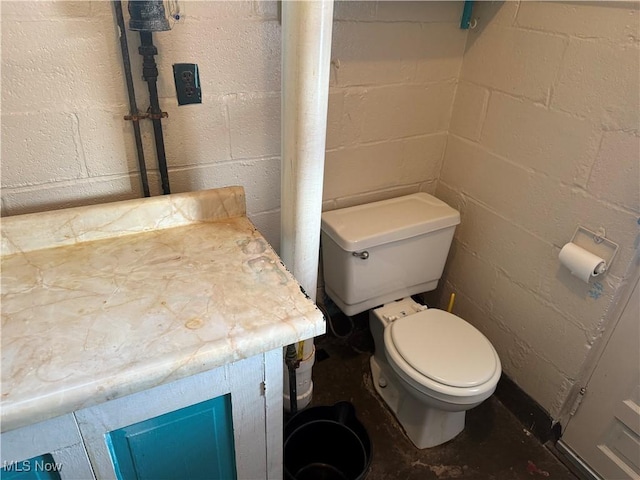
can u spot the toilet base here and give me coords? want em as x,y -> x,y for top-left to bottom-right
370,356 -> 465,449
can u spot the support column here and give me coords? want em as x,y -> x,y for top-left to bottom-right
280,0 -> 334,410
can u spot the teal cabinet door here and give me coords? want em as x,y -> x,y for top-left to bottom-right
1,455 -> 61,480
106,394 -> 237,480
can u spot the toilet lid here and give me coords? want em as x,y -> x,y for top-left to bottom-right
389,309 -> 497,388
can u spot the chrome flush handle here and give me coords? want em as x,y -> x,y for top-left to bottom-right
352,251 -> 369,260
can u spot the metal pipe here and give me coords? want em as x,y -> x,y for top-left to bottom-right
138,31 -> 171,195
128,0 -> 170,32
285,344 -> 299,415
113,0 -> 150,197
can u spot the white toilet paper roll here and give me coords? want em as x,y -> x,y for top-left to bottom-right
559,242 -> 607,283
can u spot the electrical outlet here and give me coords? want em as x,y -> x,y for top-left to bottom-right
172,63 -> 201,105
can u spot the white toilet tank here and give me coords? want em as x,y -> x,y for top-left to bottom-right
321,193 -> 460,316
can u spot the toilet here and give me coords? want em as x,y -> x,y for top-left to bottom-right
320,193 -> 501,448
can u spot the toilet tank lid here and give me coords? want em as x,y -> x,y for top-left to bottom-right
320,193 -> 460,251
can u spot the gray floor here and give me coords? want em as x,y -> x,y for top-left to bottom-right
300,315 -> 578,480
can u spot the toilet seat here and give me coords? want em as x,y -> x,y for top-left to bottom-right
383,310 -> 501,399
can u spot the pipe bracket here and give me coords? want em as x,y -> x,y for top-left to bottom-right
124,111 -> 168,121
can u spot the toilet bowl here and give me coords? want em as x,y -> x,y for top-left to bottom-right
320,193 -> 502,448
369,298 -> 501,448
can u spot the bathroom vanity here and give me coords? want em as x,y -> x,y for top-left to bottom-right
0,186 -> 325,479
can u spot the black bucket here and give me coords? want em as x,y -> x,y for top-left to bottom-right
284,401 -> 372,480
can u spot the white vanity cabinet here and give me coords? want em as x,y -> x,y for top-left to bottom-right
1,414 -> 94,479
1,350 -> 283,480
77,350 -> 283,480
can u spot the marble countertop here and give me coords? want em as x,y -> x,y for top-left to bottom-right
1,186 -> 325,432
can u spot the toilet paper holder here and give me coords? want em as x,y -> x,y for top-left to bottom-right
568,225 -> 619,272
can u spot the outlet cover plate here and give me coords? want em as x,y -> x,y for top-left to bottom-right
173,63 -> 202,105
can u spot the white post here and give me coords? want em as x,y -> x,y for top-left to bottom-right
280,0 -> 334,410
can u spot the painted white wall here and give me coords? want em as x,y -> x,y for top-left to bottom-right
436,0 -> 639,419
2,1 -> 637,423
323,1 -> 467,210
0,1 -> 466,256
1,1 -> 285,246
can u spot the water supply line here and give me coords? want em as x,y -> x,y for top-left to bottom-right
317,301 -> 353,339
128,0 -> 171,195
113,0 -> 150,197
281,0 -> 335,411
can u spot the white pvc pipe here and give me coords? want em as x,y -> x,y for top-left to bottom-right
280,0 -> 334,410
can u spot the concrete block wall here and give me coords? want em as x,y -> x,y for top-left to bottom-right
323,1 -> 467,211
0,0 -> 466,255
1,1 -> 285,247
436,0 -> 639,419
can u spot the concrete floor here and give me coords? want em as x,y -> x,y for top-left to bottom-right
299,315 -> 578,480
